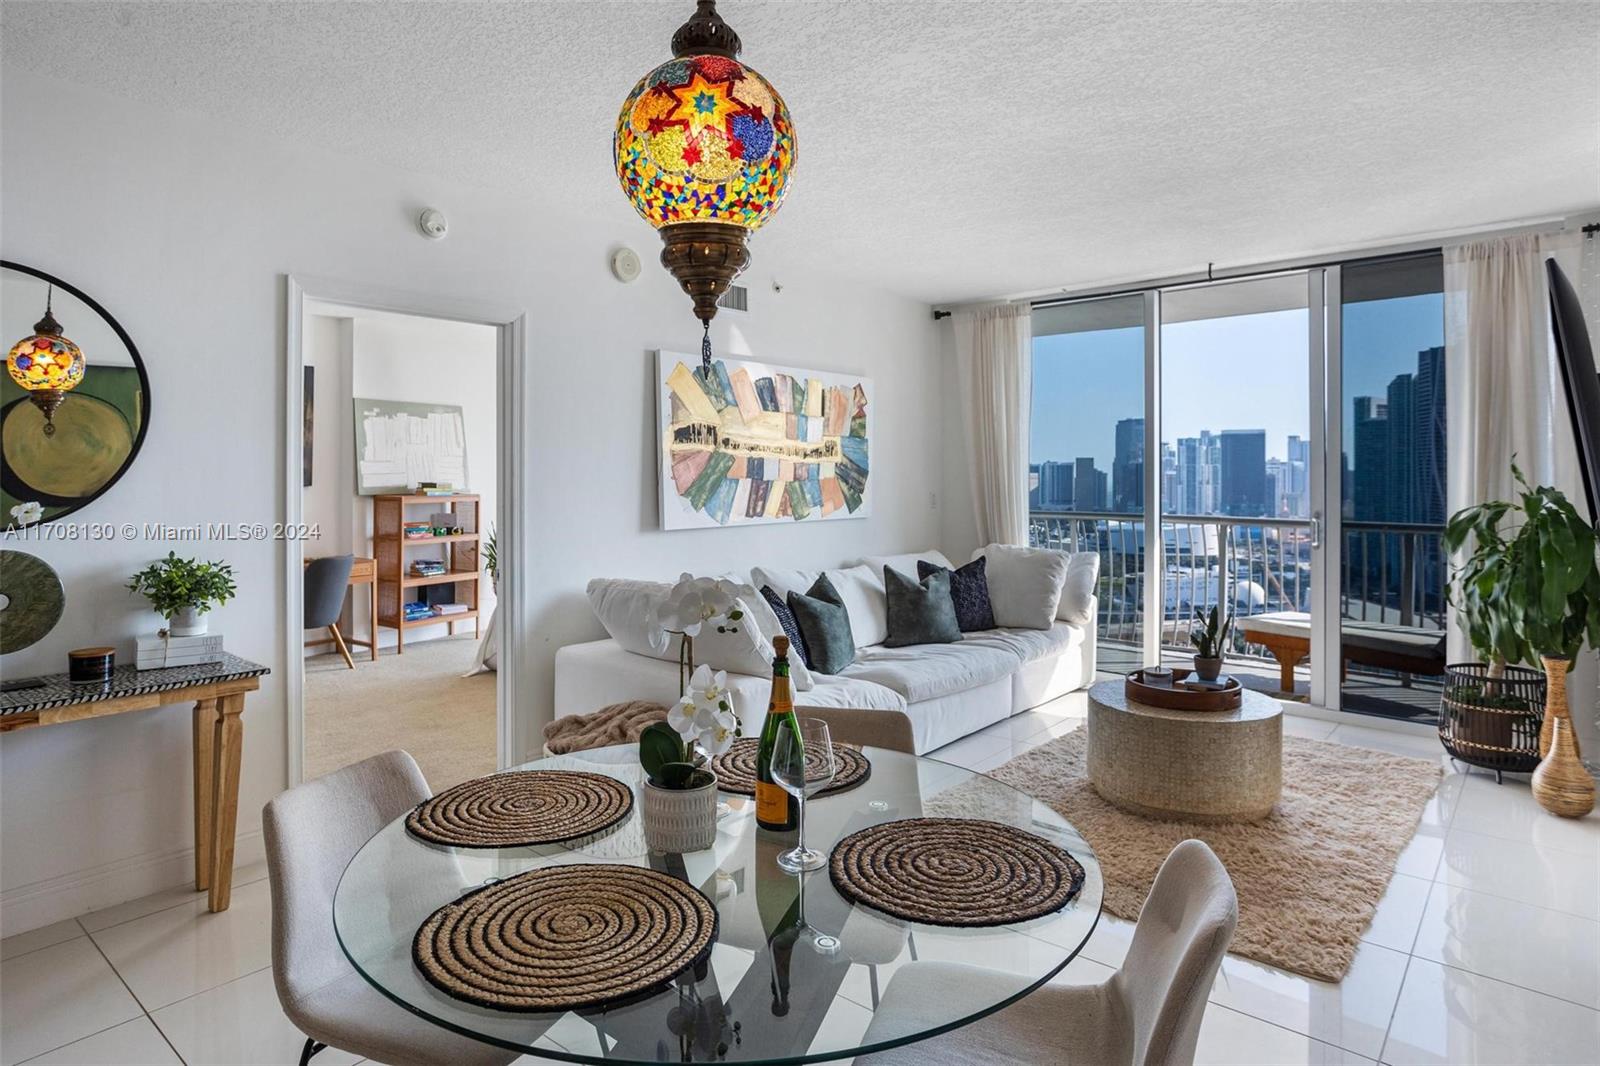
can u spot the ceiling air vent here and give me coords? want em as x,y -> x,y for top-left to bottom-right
717,284 -> 749,313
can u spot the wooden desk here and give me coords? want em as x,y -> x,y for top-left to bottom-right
0,655 -> 270,912
304,556 -> 378,663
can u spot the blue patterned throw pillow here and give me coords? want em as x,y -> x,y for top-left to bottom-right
919,556 -> 997,632
760,585 -> 810,668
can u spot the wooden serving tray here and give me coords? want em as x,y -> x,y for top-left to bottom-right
1125,668 -> 1243,711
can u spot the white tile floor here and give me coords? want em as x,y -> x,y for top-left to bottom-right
2,690 -> 1596,1066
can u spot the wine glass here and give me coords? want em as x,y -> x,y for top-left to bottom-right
770,716 -> 836,874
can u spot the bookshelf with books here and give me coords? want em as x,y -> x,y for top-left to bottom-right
371,493 -> 482,653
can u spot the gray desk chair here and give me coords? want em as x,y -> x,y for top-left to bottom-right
263,751 -> 517,1066
304,554 -> 356,669
795,706 -> 915,754
857,839 -> 1237,1066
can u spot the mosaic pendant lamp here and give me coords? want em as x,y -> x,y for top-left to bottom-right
615,0 -> 795,372
6,287 -> 85,436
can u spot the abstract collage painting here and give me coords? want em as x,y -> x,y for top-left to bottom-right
657,351 -> 872,530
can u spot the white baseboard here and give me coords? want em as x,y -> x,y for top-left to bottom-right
0,830 -> 266,939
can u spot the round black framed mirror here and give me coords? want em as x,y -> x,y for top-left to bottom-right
2,261 -> 151,526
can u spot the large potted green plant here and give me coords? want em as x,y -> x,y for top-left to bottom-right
127,552 -> 238,637
1444,466 -> 1600,817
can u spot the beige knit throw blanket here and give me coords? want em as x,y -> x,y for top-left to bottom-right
542,700 -> 669,754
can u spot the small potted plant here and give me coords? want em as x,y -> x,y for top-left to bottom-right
1445,465 -> 1599,817
127,552 -> 238,637
482,523 -> 498,595
638,664 -> 738,853
1190,605 -> 1232,682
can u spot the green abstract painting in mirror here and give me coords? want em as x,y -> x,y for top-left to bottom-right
2,262 -> 150,526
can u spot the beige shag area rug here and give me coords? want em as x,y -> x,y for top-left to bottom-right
305,636 -> 496,789
944,726 -> 1440,981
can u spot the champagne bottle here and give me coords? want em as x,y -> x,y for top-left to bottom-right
756,635 -> 800,831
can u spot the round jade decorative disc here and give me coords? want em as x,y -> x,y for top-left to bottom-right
0,549 -> 65,653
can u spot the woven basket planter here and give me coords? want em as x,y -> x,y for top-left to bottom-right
1438,663 -> 1545,778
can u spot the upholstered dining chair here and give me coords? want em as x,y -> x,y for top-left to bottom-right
303,554 -> 357,669
795,706 -> 916,754
263,750 -> 519,1066
856,839 -> 1238,1066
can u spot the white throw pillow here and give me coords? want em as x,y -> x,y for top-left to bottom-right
971,544 -> 1069,630
739,591 -> 816,690
1056,551 -> 1101,625
688,598 -> 783,680
586,578 -> 673,659
857,550 -> 955,580
751,564 -> 889,649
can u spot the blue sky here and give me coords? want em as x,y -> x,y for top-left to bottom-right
1030,293 -> 1444,471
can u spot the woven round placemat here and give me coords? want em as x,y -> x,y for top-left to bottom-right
405,770 -> 633,848
829,817 -> 1085,927
413,864 -> 718,1012
709,737 -> 871,796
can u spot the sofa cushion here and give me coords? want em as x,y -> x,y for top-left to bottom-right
1056,552 -> 1101,625
585,578 -> 672,658
883,566 -> 962,647
839,641 -> 1019,704
759,586 -> 811,666
755,564 -> 888,648
858,550 -> 954,580
961,621 -> 1083,666
919,556 -> 997,632
788,574 -> 857,674
739,587 -> 815,690
971,544 -> 1069,629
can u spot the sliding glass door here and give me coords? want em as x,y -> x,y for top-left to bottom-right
1030,255 -> 1447,720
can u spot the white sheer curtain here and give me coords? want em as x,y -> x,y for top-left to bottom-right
1444,230 -> 1595,757
953,302 -> 1032,546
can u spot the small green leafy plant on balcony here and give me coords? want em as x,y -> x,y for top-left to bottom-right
1189,605 -> 1233,659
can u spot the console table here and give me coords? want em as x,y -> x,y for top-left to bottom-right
0,654 -> 270,912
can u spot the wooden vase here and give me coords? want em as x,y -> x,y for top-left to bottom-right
1531,655 -> 1595,818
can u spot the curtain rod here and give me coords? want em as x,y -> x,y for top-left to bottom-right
931,212 -> 1592,320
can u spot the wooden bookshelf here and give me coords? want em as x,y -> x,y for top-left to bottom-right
371,494 -> 482,654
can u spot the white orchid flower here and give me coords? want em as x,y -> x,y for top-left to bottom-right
666,695 -> 698,740
9,501 -> 43,526
656,573 -> 757,640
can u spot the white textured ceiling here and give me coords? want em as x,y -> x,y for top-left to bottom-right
4,1 -> 1597,303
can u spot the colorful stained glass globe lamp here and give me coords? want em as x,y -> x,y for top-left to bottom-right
6,288 -> 85,436
615,0 -> 795,370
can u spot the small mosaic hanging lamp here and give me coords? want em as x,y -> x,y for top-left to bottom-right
614,0 -> 796,374
6,287 -> 86,436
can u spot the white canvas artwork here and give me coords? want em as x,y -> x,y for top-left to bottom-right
353,399 -> 468,495
656,350 -> 873,530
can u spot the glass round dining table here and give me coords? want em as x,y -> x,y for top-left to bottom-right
334,743 -> 1104,1064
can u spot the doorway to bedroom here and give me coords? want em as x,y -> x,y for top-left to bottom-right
295,299 -> 503,789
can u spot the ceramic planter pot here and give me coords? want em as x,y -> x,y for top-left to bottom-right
1193,656 -> 1223,682
642,778 -> 719,853
170,605 -> 208,637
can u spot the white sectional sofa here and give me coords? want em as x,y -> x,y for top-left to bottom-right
553,549 -> 1099,754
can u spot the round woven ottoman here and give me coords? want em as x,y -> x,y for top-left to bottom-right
1086,679 -> 1282,823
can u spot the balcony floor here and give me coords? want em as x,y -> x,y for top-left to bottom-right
1097,639 -> 1441,724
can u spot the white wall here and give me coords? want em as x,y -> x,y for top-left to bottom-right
0,75 -> 943,934
302,307 -> 498,650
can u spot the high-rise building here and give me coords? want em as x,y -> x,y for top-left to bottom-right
1266,457 -> 1286,516
1413,346 -> 1446,523
1219,430 -> 1267,516
1113,417 -> 1144,512
1073,457 -> 1106,511
1284,435 -> 1310,518
1352,396 -> 1388,520
1385,372 -> 1416,522
1037,460 -> 1075,510
1160,442 -> 1178,510
1028,463 -> 1041,509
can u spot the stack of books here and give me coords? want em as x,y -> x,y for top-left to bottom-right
410,559 -> 447,578
432,602 -> 470,617
402,601 -> 434,623
402,521 -> 433,540
136,632 -> 225,671
415,481 -> 456,497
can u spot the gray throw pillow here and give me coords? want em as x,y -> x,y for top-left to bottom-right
883,566 -> 963,647
787,574 -> 856,674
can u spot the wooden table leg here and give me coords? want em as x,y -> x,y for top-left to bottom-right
207,693 -> 245,912
368,579 -> 378,662
1277,650 -> 1298,694
192,699 -> 219,891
